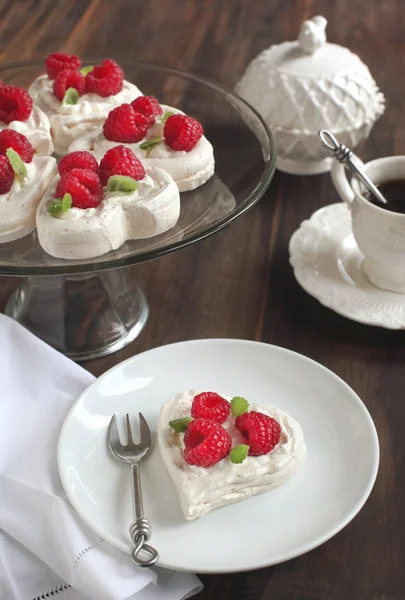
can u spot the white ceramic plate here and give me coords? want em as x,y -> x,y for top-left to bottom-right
58,339 -> 379,573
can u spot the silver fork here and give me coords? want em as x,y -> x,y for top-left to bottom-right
108,413 -> 158,567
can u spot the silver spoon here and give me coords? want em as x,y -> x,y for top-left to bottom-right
319,130 -> 388,207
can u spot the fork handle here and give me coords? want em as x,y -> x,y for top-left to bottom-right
131,463 -> 144,518
129,464 -> 158,567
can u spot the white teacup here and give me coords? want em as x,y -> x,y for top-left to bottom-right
331,155 -> 405,294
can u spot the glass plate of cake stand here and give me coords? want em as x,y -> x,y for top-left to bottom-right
0,60 -> 276,361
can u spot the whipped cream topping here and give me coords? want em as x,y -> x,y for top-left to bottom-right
158,390 -> 306,521
69,104 -> 215,192
36,167 -> 180,259
0,156 -> 57,243
29,75 -> 143,155
0,105 -> 54,156
55,174 -> 155,221
0,161 -> 36,203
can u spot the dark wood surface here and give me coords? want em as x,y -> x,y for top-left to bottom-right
1,1 -> 404,598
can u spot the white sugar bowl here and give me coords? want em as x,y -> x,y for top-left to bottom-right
235,16 -> 385,175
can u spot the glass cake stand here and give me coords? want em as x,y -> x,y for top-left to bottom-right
0,60 -> 276,360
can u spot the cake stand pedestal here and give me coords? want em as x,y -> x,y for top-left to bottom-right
5,270 -> 148,361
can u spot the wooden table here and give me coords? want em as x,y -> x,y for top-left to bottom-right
1,1 -> 404,598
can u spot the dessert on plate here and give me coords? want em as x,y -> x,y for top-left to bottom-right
0,83 -> 54,156
29,53 -> 143,155
0,130 -> 57,242
69,96 -> 215,191
158,389 -> 306,520
36,147 -> 180,259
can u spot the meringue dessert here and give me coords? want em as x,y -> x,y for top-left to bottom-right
0,84 -> 54,156
0,130 -> 56,243
69,96 -> 215,191
158,390 -> 306,521
36,147 -> 180,259
29,53 -> 142,155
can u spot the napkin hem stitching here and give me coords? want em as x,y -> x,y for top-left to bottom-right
31,582 -> 71,599
74,539 -> 104,566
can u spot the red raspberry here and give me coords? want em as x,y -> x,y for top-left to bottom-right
53,70 -> 85,102
45,53 -> 81,80
183,419 -> 232,467
99,145 -> 145,185
85,59 -> 123,97
235,411 -> 281,457
0,155 -> 14,194
0,85 -> 33,124
0,130 -> 34,163
164,114 -> 203,152
131,96 -> 162,124
103,104 -> 148,143
56,168 -> 103,209
58,151 -> 99,177
191,392 -> 230,424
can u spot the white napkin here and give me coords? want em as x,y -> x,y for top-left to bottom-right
0,314 -> 202,600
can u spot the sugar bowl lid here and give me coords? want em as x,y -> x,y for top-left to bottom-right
267,16 -> 361,77
236,16 -> 385,134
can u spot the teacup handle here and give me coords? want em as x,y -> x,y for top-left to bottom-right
330,155 -> 365,206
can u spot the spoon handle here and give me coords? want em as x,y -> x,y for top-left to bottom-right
319,130 -> 388,206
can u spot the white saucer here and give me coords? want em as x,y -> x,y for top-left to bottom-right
289,202 -> 405,329
58,339 -> 379,573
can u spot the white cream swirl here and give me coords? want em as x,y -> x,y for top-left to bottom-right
0,105 -> 54,156
55,174 -> 156,221
69,104 -> 215,191
0,156 -> 57,243
0,161 -> 37,204
36,168 -> 180,259
158,390 -> 306,521
29,75 -> 143,155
